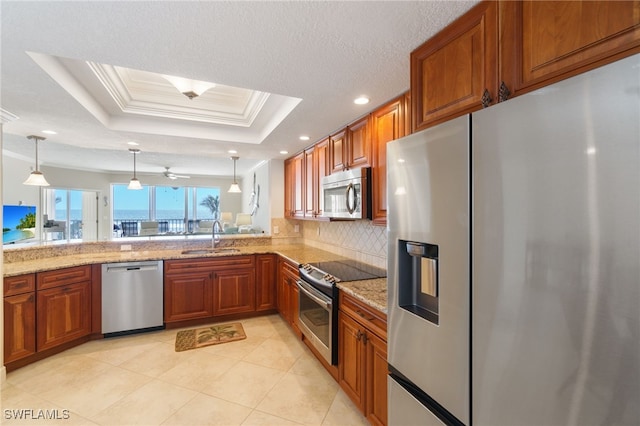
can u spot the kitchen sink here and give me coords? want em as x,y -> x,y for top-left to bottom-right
181,248 -> 240,255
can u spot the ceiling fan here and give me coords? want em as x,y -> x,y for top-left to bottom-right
163,167 -> 190,180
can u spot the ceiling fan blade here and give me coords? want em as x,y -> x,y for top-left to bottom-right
163,167 -> 190,179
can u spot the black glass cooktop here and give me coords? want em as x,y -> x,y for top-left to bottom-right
308,260 -> 386,282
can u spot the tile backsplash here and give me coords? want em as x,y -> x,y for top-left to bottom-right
272,218 -> 387,269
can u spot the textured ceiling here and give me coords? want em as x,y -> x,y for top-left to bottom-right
1,0 -> 478,178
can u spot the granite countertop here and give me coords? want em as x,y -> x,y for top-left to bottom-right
2,244 -> 345,276
337,278 -> 387,313
3,241 -> 387,313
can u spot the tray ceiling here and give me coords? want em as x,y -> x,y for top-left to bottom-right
1,1 -> 479,177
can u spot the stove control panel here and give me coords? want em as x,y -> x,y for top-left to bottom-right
299,263 -> 340,285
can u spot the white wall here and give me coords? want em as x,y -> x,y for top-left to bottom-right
237,159 -> 285,235
270,159 -> 284,219
2,155 -> 40,208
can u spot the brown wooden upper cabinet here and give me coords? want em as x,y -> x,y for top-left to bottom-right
411,1 -> 498,132
285,138 -> 329,220
500,0 -> 640,97
330,115 -> 372,173
305,138 -> 329,219
411,0 -> 640,132
371,94 -> 410,227
284,152 -> 304,219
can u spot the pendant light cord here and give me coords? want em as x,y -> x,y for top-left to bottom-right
34,138 -> 40,172
233,157 -> 237,182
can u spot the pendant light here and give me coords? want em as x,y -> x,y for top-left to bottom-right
228,156 -> 241,193
128,148 -> 143,190
23,135 -> 50,186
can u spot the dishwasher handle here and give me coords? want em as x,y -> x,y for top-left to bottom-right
105,263 -> 160,273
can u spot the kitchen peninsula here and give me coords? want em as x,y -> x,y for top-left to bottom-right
3,237 -> 386,359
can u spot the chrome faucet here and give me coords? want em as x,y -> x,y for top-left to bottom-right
211,219 -> 223,248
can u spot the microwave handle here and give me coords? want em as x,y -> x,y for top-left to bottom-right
345,182 -> 357,214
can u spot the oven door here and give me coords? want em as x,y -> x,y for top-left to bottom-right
297,279 -> 334,364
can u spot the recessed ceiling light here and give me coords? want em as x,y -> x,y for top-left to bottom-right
127,141 -> 139,146
354,96 -> 370,105
299,136 -> 310,141
280,150 -> 289,155
228,149 -> 238,154
41,130 -> 57,135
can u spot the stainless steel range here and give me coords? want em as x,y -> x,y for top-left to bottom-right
297,260 -> 386,365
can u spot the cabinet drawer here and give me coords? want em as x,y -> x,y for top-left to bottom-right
339,291 -> 387,341
280,259 -> 299,279
165,255 -> 255,274
37,266 -> 92,290
4,274 -> 36,297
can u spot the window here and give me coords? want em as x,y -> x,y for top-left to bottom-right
112,184 -> 220,236
155,186 -> 185,232
195,187 -> 221,220
43,188 -> 98,242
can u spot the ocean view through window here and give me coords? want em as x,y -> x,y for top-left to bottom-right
112,184 -> 221,236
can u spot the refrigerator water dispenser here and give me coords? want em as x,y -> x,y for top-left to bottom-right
398,240 -> 439,324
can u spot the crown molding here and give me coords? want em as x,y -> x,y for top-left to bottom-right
0,108 -> 19,124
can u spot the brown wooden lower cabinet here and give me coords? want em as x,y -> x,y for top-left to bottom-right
339,311 -> 366,410
4,273 -> 37,364
4,268 -> 92,369
256,254 -> 277,311
277,257 -> 301,338
164,271 -> 214,322
4,291 -> 36,363
338,291 -> 388,426
212,268 -> 255,316
36,280 -> 91,352
365,327 -> 388,425
164,254 -> 271,325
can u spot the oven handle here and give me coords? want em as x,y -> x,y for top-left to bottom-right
297,280 -> 332,310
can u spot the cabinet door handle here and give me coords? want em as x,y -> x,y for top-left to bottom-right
362,332 -> 368,345
356,310 -> 374,321
481,89 -> 492,108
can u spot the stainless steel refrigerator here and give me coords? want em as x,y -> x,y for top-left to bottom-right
387,53 -> 640,425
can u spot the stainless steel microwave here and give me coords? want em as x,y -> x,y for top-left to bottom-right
321,167 -> 371,220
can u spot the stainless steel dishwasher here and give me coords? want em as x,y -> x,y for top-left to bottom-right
101,260 -> 164,336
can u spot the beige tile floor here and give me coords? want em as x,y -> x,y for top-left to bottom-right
1,315 -> 369,426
